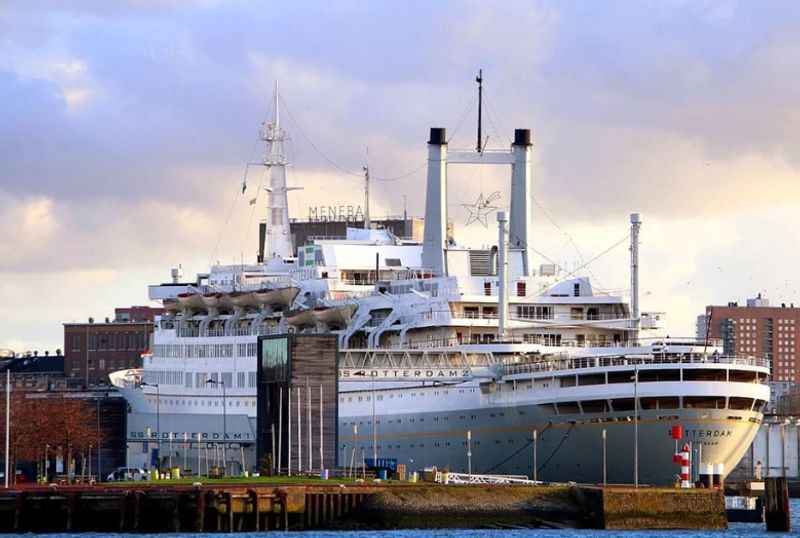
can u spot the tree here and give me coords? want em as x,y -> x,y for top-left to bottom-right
0,393 -> 105,483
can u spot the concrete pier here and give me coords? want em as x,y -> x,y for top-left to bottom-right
0,482 -> 727,532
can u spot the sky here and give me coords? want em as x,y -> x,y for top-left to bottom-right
3,1 -> 800,353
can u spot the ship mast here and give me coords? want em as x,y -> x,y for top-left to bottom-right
630,213 -> 641,344
476,69 -> 483,153
362,163 -> 371,230
260,81 -> 296,260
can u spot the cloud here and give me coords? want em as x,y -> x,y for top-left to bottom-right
3,1 -> 800,353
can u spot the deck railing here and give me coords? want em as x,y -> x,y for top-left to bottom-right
499,353 -> 770,376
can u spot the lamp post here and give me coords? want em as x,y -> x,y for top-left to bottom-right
141,382 -> 160,473
631,364 -> 639,488
206,378 -> 227,476
467,430 -> 472,475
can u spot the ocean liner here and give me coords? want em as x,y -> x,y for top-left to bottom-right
111,84 -> 769,485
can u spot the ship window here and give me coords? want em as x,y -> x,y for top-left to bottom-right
638,369 -> 680,382
728,397 -> 754,410
557,402 -> 580,414
683,369 -> 726,382
683,396 -> 725,409
640,397 -> 679,410
559,376 -> 577,388
611,398 -> 635,412
580,399 -> 609,413
516,282 -> 526,297
753,399 -> 767,412
578,374 -> 605,386
607,371 -> 634,384
729,370 -> 758,383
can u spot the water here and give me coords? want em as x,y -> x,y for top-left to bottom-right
6,499 -> 798,538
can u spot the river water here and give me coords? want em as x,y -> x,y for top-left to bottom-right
6,499 -> 798,538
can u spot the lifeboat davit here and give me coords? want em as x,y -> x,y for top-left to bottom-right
313,304 -> 357,327
177,292 -> 204,310
254,287 -> 300,308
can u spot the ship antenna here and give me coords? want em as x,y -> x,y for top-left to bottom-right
273,80 -> 280,127
363,151 -> 371,230
476,69 -> 483,153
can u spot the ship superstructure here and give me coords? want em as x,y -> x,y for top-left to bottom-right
111,84 -> 769,484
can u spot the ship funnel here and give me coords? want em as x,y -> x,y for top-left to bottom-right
510,128 -> 533,275
422,127 -> 448,276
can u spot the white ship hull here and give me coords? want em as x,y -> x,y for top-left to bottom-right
113,350 -> 769,485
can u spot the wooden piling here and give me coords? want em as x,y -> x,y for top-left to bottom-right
193,490 -> 205,532
171,493 -> 181,532
63,492 -> 75,532
765,477 -> 791,532
132,490 -> 142,532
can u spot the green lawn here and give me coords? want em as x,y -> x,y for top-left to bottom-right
106,474 -> 400,487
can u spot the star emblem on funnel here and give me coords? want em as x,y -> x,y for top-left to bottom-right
462,191 -> 501,227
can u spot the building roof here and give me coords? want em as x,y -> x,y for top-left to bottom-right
0,355 -> 64,374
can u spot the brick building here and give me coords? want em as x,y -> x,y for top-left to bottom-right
0,353 -> 67,391
698,295 -> 799,383
114,306 -> 164,322
63,306 -> 163,387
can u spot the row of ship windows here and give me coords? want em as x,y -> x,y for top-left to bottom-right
143,370 -> 257,388
540,368 -> 766,388
340,397 -> 767,427
339,415 -> 765,450
538,396 -> 767,415
343,412 -> 504,427
151,343 -> 258,359
146,397 -> 256,408
340,388 -> 477,403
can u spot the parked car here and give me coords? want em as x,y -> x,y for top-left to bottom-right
107,467 -> 148,481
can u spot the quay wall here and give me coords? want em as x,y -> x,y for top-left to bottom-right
577,486 -> 727,530
0,482 -> 727,532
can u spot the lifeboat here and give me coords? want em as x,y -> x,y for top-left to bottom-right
202,292 -> 223,309
163,298 -> 180,313
314,304 -> 357,327
286,308 -> 316,328
254,286 -> 300,308
177,292 -> 204,310
219,294 -> 235,311
229,291 -> 258,309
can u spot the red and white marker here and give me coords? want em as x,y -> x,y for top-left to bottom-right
679,443 -> 691,488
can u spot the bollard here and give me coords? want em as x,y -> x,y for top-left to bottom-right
765,477 -> 791,532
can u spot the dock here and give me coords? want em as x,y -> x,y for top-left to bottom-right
0,480 -> 728,532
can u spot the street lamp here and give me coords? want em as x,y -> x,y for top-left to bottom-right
141,382 -> 160,473
631,364 -> 639,488
206,378 -> 227,476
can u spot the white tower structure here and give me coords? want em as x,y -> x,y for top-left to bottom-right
630,213 -> 641,343
509,129 -> 534,276
422,128 -> 449,275
497,210 -> 509,339
261,81 -> 295,260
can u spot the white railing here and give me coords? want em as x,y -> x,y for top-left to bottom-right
499,353 -> 770,377
436,472 -> 540,485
